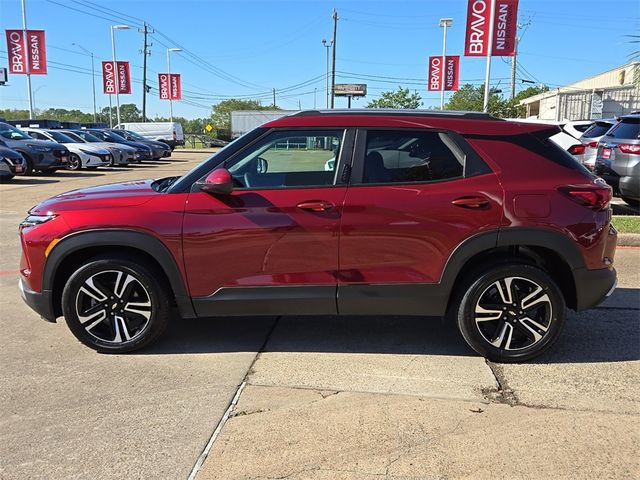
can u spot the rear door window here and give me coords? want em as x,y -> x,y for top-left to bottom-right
360,130 -> 465,184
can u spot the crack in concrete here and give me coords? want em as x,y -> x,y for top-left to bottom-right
484,360 -> 519,406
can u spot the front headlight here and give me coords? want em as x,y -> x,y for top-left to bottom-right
20,213 -> 57,228
28,145 -> 52,152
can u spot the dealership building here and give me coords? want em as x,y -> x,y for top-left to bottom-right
519,62 -> 639,120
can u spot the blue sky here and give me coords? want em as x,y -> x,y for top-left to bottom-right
1,0 -> 638,119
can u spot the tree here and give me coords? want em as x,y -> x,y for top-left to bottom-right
444,84 -> 549,118
211,99 -> 279,131
366,87 -> 422,109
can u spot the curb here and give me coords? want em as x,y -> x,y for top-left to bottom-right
618,233 -> 640,247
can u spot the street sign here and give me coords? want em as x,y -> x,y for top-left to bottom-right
205,124 -> 213,132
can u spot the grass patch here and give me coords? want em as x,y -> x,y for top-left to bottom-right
612,215 -> 640,234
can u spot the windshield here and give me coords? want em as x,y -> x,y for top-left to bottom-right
71,130 -> 102,142
91,130 -> 123,142
0,124 -> 31,140
62,131 -> 86,142
45,130 -> 76,143
124,130 -> 145,140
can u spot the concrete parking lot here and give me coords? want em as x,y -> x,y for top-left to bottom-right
0,150 -> 638,479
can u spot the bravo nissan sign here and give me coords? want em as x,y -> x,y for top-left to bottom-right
428,56 -> 460,91
102,61 -> 131,94
464,0 -> 518,56
158,73 -> 182,100
5,29 -> 47,74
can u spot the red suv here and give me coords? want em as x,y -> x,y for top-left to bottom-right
19,110 -> 617,362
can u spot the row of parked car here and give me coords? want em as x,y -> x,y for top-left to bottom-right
0,121 -> 177,180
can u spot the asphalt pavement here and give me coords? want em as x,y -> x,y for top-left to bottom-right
0,150 -> 638,480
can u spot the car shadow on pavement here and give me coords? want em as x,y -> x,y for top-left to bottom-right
1,178 -> 60,185
612,202 -> 640,215
141,288 -> 640,364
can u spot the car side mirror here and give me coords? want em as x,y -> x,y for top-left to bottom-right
197,168 -> 234,195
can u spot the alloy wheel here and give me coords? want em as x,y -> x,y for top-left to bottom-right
474,276 -> 553,351
74,269 -> 152,344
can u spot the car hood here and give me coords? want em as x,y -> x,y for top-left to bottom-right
0,146 -> 23,160
31,179 -> 158,213
4,138 -> 66,150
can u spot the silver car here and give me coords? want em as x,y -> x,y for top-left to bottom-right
594,114 -> 640,207
580,119 -> 616,171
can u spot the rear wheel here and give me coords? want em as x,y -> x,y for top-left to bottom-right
62,255 -> 171,353
67,154 -> 82,171
452,263 -> 566,363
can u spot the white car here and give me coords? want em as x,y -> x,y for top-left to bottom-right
579,119 -> 617,171
509,118 -> 592,163
22,128 -> 111,170
61,129 -> 135,166
114,122 -> 184,149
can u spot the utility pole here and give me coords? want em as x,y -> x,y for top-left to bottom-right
139,22 -> 153,121
21,0 -> 34,118
330,9 -> 338,109
273,88 -> 276,107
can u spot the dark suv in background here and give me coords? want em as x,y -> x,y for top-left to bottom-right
19,110 -> 617,362
0,122 -> 69,174
594,114 -> 640,206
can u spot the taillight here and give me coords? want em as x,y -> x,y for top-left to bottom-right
617,143 -> 640,154
587,141 -> 598,148
568,144 -> 585,155
602,148 -> 611,159
559,184 -> 612,210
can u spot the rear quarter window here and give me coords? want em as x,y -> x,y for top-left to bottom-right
582,122 -> 614,138
608,118 -> 640,139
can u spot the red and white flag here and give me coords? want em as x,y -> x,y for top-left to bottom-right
158,73 -> 181,100
428,55 -> 459,91
464,0 -> 518,57
5,29 -> 47,74
102,61 -> 131,94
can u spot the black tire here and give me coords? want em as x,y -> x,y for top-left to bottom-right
451,263 -> 566,363
621,196 -> 639,208
0,174 -> 14,182
86,166 -> 98,170
19,152 -> 34,175
67,154 -> 82,171
61,255 -> 171,353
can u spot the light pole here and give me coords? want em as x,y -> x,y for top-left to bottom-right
111,24 -> 130,126
166,48 -> 182,123
32,85 -> 45,117
73,43 -> 97,122
439,18 -> 452,110
321,38 -> 333,109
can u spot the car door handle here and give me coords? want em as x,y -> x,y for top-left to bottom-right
452,196 -> 490,209
297,201 -> 335,212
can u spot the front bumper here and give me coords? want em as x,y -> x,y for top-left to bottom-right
19,278 -> 56,322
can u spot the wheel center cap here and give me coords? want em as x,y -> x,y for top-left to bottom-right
111,303 -> 118,310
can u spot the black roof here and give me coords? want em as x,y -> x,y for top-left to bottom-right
289,109 -> 502,121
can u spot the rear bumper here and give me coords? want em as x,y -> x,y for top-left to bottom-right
19,278 -> 56,322
573,266 -> 617,311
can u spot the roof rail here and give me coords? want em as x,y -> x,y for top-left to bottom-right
288,109 -> 502,121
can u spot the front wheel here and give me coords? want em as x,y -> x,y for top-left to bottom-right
61,255 -> 171,353
67,154 -> 82,171
452,263 -> 566,363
